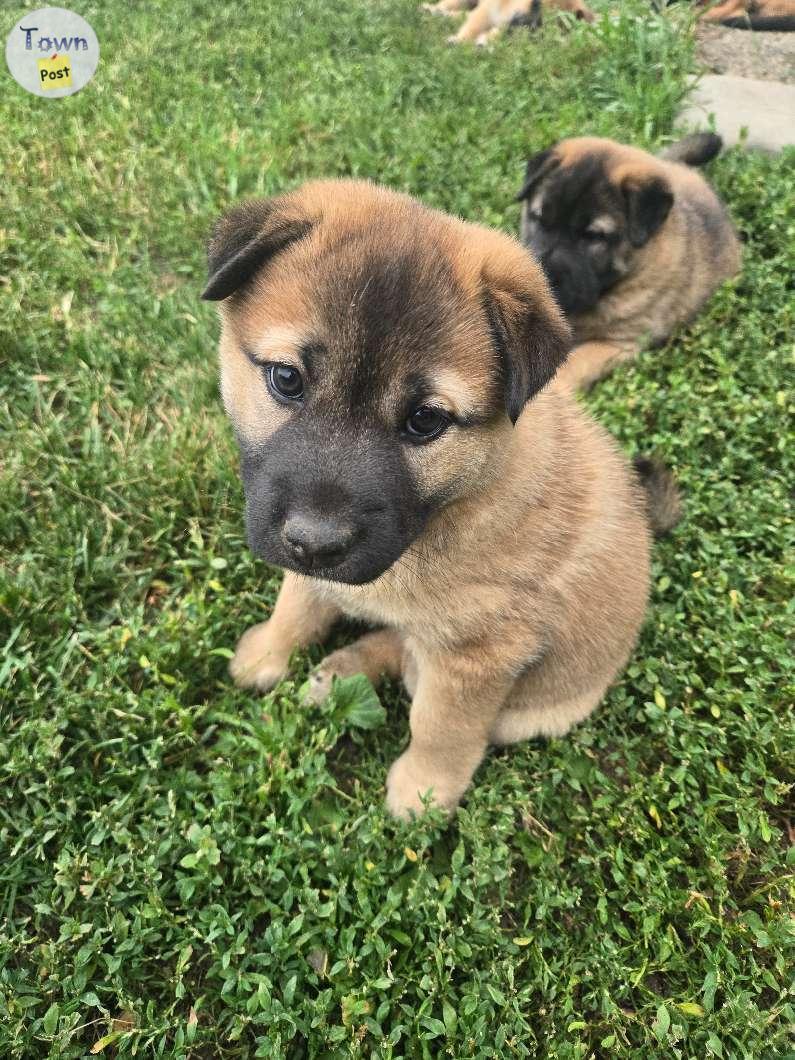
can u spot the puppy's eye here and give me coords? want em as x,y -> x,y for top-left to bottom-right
583,229 -> 608,242
404,406 -> 450,443
266,363 -> 304,403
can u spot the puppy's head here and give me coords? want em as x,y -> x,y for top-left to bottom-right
203,180 -> 570,585
516,138 -> 674,316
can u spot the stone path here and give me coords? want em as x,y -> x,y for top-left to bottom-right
696,23 -> 795,84
678,73 -> 795,153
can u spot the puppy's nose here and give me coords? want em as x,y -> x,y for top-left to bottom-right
281,513 -> 357,569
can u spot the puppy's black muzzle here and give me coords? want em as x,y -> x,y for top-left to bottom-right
238,419 -> 426,585
539,248 -> 601,317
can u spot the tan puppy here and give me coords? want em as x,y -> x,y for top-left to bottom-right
202,180 -> 678,818
697,0 -> 795,29
517,133 -> 742,390
424,0 -> 594,46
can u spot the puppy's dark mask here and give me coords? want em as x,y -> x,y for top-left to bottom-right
517,147 -> 674,315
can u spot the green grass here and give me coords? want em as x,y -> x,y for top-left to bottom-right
1,0 -> 793,1055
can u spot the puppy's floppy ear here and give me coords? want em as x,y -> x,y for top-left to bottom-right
515,148 -> 560,202
481,248 -> 572,423
622,175 -> 674,248
202,197 -> 312,301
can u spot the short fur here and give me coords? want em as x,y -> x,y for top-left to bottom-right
423,0 -> 593,46
205,179 -> 667,818
517,135 -> 741,390
659,132 -> 723,166
633,457 -> 682,536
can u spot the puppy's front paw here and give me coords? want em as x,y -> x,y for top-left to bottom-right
385,751 -> 466,820
303,645 -> 371,705
304,665 -> 336,705
229,621 -> 291,691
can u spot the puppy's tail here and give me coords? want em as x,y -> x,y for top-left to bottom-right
633,457 -> 683,538
660,132 -> 723,167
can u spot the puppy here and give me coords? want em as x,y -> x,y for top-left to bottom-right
202,180 -> 678,818
517,133 -> 741,390
424,0 -> 594,46
697,0 -> 795,29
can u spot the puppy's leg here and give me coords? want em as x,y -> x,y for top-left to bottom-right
554,340 -> 638,391
229,573 -> 340,691
423,0 -> 476,15
305,629 -> 406,704
385,652 -> 513,818
449,1 -> 495,42
490,684 -> 606,744
476,26 -> 503,43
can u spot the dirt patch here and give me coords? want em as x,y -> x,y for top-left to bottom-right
696,23 -> 795,83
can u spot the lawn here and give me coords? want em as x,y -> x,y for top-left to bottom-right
1,0 -> 793,1055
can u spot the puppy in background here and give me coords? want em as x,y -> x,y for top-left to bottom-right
697,0 -> 795,30
424,0 -> 594,46
203,180 -> 679,819
516,133 -> 741,391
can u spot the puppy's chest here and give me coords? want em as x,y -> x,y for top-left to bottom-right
573,282 -> 667,345
312,565 -> 538,648
311,576 -> 438,633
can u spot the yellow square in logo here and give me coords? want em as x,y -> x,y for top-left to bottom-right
38,54 -> 72,90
